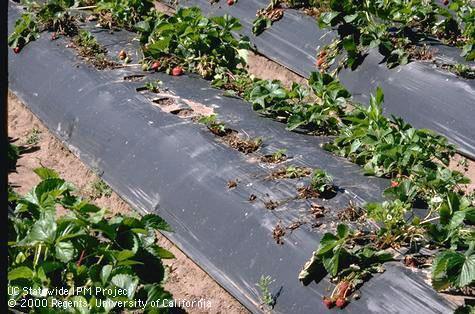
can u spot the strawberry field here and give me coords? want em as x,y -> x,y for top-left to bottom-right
7,0 -> 475,313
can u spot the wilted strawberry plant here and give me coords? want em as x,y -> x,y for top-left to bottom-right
299,225 -> 393,308
8,168 -> 174,312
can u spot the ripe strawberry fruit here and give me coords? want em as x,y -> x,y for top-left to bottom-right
13,47 -> 21,54
390,180 -> 399,187
172,66 -> 183,76
118,50 -> 127,60
227,0 -> 235,5
335,297 -> 347,309
151,61 -> 161,71
337,281 -> 350,297
316,57 -> 325,67
323,297 -> 334,309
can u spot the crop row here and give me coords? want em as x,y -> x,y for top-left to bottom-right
8,1 -> 475,312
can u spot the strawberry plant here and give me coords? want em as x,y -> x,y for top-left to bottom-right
263,149 -> 288,163
299,225 -> 393,305
285,166 -> 309,178
8,0 -> 80,51
144,80 -> 162,93
324,87 -> 456,177
432,245 -> 475,292
73,30 -> 117,69
317,0 -> 475,70
246,72 -> 348,134
8,13 -> 40,51
198,114 -> 228,136
95,0 -> 154,29
8,168 -> 174,312
136,8 -> 250,79
310,168 -> 334,194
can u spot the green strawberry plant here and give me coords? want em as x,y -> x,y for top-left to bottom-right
324,87 -> 456,177
432,243 -> 475,292
317,0 -> 475,70
8,13 -> 40,51
198,114 -> 228,136
8,168 -> 174,312
136,8 -> 250,79
245,72 -> 348,134
310,168 -> 334,194
95,0 -> 154,29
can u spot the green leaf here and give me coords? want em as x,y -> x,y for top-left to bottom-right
26,217 -> 57,244
101,265 -> 113,285
319,12 -> 340,27
8,266 -> 34,281
459,254 -> 475,287
142,214 -> 172,232
337,224 -> 350,239
432,250 -> 465,291
55,241 -> 75,263
111,274 -> 139,299
322,247 -> 342,276
144,283 -> 172,305
147,245 -> 175,259
316,233 -> 339,256
34,167 -> 59,180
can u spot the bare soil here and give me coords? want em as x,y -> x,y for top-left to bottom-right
8,92 -> 249,314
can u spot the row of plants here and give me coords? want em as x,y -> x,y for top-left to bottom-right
8,141 -> 175,313
9,2 -> 474,311
250,0 -> 474,72
8,0 -> 155,52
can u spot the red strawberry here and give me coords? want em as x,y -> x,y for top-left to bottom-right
151,61 -> 161,71
13,47 -> 21,54
337,281 -> 350,297
390,180 -> 399,188
443,0 -> 449,5
316,57 -> 325,67
172,66 -> 184,76
335,297 -> 347,309
118,50 -> 127,60
323,297 -> 334,309
319,50 -> 327,58
227,0 -> 235,5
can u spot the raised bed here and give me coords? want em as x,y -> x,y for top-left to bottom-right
177,0 -> 475,160
8,2 -> 462,313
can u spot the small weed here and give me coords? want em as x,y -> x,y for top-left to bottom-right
26,127 -> 41,145
91,178 -> 112,199
256,275 -> 276,309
